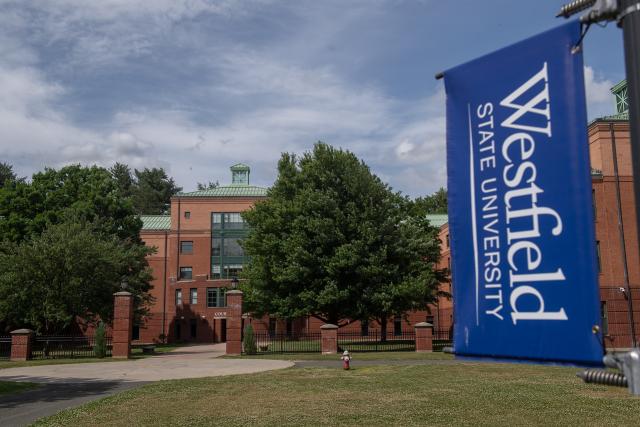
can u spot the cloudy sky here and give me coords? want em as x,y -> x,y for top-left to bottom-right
0,1 -> 627,197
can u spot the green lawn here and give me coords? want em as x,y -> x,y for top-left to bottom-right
34,362 -> 640,426
0,380 -> 38,395
225,351 -> 454,361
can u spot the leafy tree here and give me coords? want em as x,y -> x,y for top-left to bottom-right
412,187 -> 448,215
132,167 -> 182,214
94,321 -> 107,358
0,162 -> 23,187
110,163 -> 135,198
0,215 -> 153,333
0,165 -> 142,244
357,215 -> 447,338
242,142 -> 445,327
243,324 -> 257,355
197,181 -> 219,190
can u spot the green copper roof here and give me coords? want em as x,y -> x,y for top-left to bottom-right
178,185 -> 268,198
230,163 -> 251,171
426,214 -> 448,228
140,215 -> 171,230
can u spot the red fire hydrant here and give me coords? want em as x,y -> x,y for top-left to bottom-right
341,350 -> 351,370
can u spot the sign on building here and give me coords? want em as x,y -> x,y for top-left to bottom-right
443,21 -> 602,365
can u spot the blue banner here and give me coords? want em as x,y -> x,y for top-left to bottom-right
444,21 -> 602,365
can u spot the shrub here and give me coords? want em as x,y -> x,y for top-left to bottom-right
243,324 -> 257,355
94,322 -> 107,358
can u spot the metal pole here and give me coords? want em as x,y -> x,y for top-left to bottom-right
610,123 -> 638,347
620,0 -> 640,348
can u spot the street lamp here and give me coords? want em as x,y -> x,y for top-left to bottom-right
231,277 -> 239,290
120,279 -> 128,291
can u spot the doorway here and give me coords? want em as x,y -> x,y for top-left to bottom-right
220,319 -> 227,342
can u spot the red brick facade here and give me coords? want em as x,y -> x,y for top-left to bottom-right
137,167 -> 452,344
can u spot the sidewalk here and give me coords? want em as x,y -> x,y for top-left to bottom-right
0,344 -> 293,426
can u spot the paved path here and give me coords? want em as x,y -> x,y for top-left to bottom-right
0,344 -> 293,426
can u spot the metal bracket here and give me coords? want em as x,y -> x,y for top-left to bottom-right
579,349 -> 640,395
604,349 -> 640,395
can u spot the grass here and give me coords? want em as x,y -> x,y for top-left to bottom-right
224,351 -> 455,361
0,380 -> 39,395
33,362 -> 640,426
0,344 -> 181,369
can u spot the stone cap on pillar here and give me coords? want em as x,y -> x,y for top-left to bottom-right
414,322 -> 433,328
320,324 -> 339,330
113,291 -> 133,297
226,290 -> 243,295
10,329 -> 34,335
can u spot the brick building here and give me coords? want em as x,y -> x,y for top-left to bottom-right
137,164 -> 452,344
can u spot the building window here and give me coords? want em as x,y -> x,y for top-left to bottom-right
394,315 -> 402,336
206,287 -> 227,308
601,301 -> 609,335
180,241 -> 193,254
175,289 -> 182,306
190,288 -> 198,304
212,238 -> 221,256
184,211 -> 191,219
211,265 -> 221,280
596,241 -> 602,273
592,188 -> 597,221
212,213 -> 222,230
223,237 -> 244,257
179,267 -> 192,280
223,264 -> 243,278
224,213 -> 245,230
361,320 -> 369,337
211,212 -> 249,279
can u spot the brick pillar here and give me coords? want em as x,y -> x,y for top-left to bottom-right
320,324 -> 338,354
113,291 -> 134,359
10,329 -> 33,361
226,290 -> 243,355
415,322 -> 433,352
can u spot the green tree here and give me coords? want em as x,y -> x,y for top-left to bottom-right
243,324 -> 257,355
0,162 -> 23,187
412,187 -> 448,215
242,143 -> 444,327
132,167 -> 182,214
197,181 -> 219,190
94,321 -> 107,358
0,165 -> 142,243
0,215 -> 153,333
357,215 -> 447,338
109,163 -> 135,198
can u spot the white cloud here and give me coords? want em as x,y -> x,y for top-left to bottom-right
584,65 -> 615,119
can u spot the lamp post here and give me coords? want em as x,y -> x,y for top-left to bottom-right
120,279 -> 128,291
231,277 -> 239,290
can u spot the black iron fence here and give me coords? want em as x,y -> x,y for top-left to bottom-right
0,335 -> 10,360
338,330 -> 415,352
432,329 -> 452,352
250,331 -> 322,354
31,335 -> 112,359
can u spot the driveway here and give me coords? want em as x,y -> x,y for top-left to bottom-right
0,344 -> 292,426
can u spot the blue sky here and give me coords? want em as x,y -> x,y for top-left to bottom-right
0,1 -> 626,197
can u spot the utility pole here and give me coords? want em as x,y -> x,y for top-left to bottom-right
558,0 -> 640,348
559,0 -> 640,395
